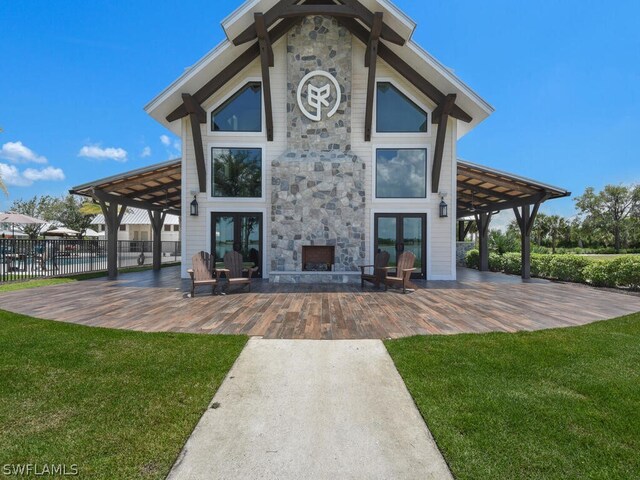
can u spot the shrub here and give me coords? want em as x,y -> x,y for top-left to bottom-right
583,261 -> 616,288
547,255 -> 591,283
466,249 -> 479,269
502,253 -> 522,275
610,256 -> 640,290
531,254 -> 552,278
489,253 -> 504,272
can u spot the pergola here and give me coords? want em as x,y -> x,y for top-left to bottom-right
71,157 -> 569,281
70,160 -> 181,279
456,160 -> 570,279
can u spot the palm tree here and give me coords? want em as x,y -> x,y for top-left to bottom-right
546,215 -> 568,254
0,177 -> 7,196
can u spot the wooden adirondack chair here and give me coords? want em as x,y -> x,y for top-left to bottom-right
218,250 -> 258,292
360,251 -> 390,288
384,251 -> 417,294
187,251 -> 219,297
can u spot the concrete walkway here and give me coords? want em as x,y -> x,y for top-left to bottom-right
168,338 -> 452,480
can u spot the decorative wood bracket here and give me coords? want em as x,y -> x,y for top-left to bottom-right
233,0 -> 405,47
255,13 -> 274,141
182,93 -> 207,193
431,93 -> 456,193
364,12 -> 383,142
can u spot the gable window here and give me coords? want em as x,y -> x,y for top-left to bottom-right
211,147 -> 262,198
211,82 -> 262,133
376,82 -> 428,133
376,148 -> 427,199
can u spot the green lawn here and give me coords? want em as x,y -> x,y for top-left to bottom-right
386,313 -> 640,480
0,263 -> 180,293
0,310 -> 246,479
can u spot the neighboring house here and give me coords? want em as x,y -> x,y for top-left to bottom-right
91,208 -> 180,242
72,0 -> 569,281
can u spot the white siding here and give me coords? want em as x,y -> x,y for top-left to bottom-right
180,34 -> 458,280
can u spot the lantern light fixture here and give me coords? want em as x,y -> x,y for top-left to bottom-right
190,195 -> 199,216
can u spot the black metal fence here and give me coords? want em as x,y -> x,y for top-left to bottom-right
0,239 -> 181,283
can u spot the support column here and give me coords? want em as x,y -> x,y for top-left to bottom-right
475,212 -> 492,272
96,197 -> 125,280
149,210 -> 167,272
458,220 -> 465,242
514,202 -> 541,280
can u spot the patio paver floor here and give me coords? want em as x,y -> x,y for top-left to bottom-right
1,266 -> 639,339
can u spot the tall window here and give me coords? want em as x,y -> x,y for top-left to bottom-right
211,148 -> 262,198
211,82 -> 262,132
376,82 -> 428,133
376,149 -> 427,199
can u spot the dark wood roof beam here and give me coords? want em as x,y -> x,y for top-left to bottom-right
181,93 -> 206,124
339,0 -> 405,45
168,16 -> 302,122
91,189 -> 181,216
233,0 -> 404,46
364,12 -> 382,142
187,113 -> 207,193
457,183 -> 519,201
459,169 -> 541,195
335,17 -> 472,123
256,13 -> 275,141
233,0 -> 299,46
431,93 -> 456,193
132,180 -> 182,198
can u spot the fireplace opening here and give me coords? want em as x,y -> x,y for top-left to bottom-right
302,246 -> 335,272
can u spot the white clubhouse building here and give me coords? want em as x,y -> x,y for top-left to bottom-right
73,0 -> 568,282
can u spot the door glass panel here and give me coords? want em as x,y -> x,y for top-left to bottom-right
403,217 -> 424,273
215,216 -> 235,264
377,217 -> 398,267
240,215 -> 261,272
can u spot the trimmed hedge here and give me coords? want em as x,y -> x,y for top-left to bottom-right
465,249 -> 640,291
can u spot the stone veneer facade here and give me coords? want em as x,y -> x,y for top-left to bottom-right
270,16 -> 365,282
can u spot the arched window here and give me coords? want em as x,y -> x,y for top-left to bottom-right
376,82 -> 428,133
211,82 -> 262,132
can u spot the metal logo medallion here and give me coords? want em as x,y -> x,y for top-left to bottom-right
296,70 -> 341,122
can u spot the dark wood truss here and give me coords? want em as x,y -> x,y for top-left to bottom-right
165,0 -> 475,173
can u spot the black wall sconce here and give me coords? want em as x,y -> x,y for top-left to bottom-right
439,196 -> 448,218
190,195 -> 199,216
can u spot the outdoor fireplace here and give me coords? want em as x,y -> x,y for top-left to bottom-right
302,246 -> 335,272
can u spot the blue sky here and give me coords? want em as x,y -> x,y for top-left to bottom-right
1,0 -> 639,224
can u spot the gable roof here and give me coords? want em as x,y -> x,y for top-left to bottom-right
144,0 -> 493,138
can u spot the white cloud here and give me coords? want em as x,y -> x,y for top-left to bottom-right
160,135 -> 181,159
0,163 -> 65,187
78,145 -> 128,162
140,146 -> 152,158
0,163 -> 30,186
23,166 -> 65,182
0,141 -> 48,164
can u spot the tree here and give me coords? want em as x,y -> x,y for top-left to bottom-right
9,194 -> 97,238
545,215 -> 569,254
9,196 -> 57,238
50,195 -> 96,236
489,229 -> 519,254
575,185 -> 640,252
